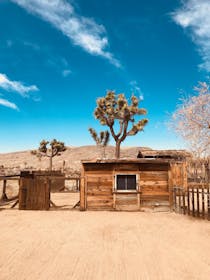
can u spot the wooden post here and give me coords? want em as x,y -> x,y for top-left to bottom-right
196,187 -> 200,217
137,173 -> 141,211
178,188 -> 181,214
183,161 -> 188,190
19,178 -> 27,210
84,176 -> 87,210
207,187 -> 210,221
47,178 -> 50,210
187,187 -> 190,215
183,190 -> 186,215
137,192 -> 141,211
168,169 -> 173,211
202,187 -> 205,219
1,179 -> 8,201
80,177 -> 85,211
206,160 -> 210,220
173,188 -> 177,212
192,187 -> 195,217
80,164 -> 86,211
113,192 -> 116,210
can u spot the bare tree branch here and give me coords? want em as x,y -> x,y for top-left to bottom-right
170,81 -> 210,158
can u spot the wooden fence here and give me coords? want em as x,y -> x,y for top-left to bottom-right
19,175 -> 80,210
173,159 -> 210,220
0,173 -> 80,210
0,175 -> 19,202
173,186 -> 210,220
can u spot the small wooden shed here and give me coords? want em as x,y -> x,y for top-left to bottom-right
80,159 -> 187,211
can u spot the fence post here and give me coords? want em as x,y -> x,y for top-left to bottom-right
183,189 -> 186,215
202,187 -> 205,219
192,187 -> 195,217
187,187 -> 190,215
207,188 -> 210,221
168,169 -> 173,211
173,188 -> 177,212
178,187 -> 182,214
1,179 -> 8,201
207,160 -> 210,220
196,187 -> 200,218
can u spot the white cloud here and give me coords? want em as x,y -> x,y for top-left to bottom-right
172,0 -> 210,72
11,0 -> 121,67
23,41 -> 41,51
0,97 -> 19,110
0,73 -> 38,97
130,80 -> 144,100
62,69 -> 72,77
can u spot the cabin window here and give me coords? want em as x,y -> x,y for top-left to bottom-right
115,174 -> 137,191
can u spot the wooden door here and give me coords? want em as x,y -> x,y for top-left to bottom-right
19,176 -> 50,210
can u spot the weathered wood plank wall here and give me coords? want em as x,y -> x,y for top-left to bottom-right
80,160 -> 183,211
86,175 -> 113,210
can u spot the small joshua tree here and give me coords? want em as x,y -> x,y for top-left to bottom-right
94,91 -> 148,158
89,128 -> 110,158
31,139 -> 66,171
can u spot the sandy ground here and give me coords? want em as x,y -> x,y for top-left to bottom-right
0,198 -> 210,280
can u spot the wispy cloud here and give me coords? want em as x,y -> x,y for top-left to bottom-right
130,80 -> 144,100
23,41 -> 41,51
11,0 -> 121,68
46,56 -> 72,77
172,0 -> 210,72
0,97 -> 19,110
62,69 -> 72,77
0,73 -> 38,97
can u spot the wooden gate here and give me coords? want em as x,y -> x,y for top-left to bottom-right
19,174 -> 50,210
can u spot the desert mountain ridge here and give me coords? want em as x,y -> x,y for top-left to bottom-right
0,145 -> 189,175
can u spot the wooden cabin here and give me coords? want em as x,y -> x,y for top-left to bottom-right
80,159 -> 187,211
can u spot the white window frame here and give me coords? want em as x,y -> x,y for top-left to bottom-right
114,174 -> 138,192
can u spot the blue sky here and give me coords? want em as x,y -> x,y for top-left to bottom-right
0,0 -> 209,152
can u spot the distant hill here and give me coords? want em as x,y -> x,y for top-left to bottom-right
0,145 -> 189,175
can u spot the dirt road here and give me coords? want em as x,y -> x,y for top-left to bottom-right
0,210 -> 210,280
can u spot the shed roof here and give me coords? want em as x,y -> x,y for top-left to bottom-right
81,158 -> 180,164
138,149 -> 191,159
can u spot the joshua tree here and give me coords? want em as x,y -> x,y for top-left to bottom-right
94,91 -> 148,158
89,128 -> 110,158
31,139 -> 66,171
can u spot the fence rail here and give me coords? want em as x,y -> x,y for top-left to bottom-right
173,186 -> 210,220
